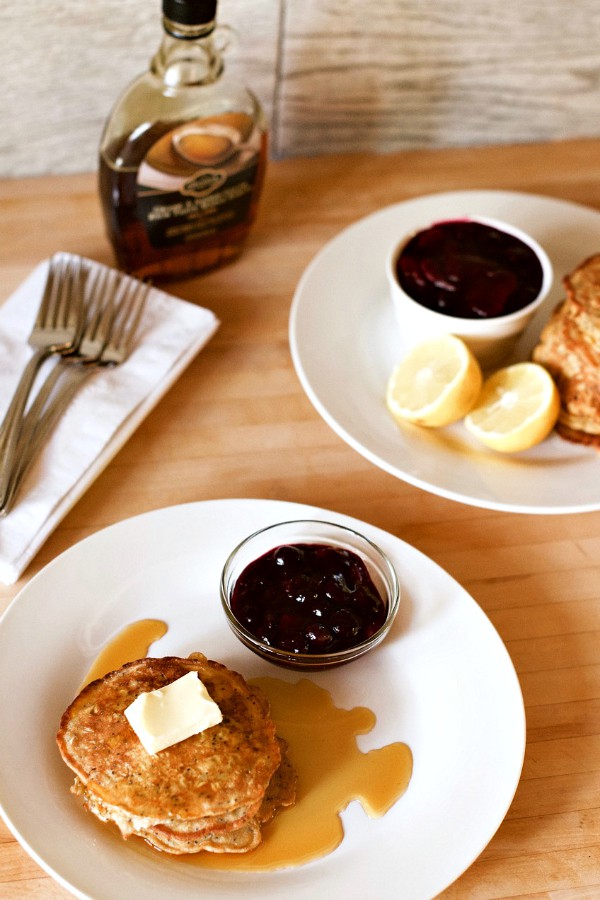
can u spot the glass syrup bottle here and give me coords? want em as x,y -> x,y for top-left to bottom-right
99,0 -> 268,281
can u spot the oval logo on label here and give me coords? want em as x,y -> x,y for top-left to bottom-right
183,170 -> 226,197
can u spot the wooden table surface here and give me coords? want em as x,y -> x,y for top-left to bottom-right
1,138 -> 599,898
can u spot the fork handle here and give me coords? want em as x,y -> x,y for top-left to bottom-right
19,356 -> 67,427
0,347 -> 50,445
0,362 -> 95,515
0,346 -> 54,496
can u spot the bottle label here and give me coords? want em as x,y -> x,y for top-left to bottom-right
135,112 -> 263,248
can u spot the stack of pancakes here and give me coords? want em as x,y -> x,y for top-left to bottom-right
56,653 -> 296,854
532,253 -> 600,446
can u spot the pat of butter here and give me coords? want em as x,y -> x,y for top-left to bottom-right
124,671 -> 222,755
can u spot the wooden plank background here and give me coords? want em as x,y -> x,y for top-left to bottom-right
1,0 -> 599,177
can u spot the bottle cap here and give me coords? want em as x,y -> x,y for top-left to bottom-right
162,0 -> 217,26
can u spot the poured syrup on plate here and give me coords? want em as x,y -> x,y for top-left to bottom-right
80,619 -> 412,870
80,619 -> 168,689
194,676 -> 413,871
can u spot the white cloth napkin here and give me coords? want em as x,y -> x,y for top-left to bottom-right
0,255 -> 219,584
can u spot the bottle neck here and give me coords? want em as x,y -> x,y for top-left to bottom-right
152,21 -> 225,91
162,15 -> 215,40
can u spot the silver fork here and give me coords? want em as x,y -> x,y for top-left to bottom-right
0,263 -> 114,506
0,254 -> 86,459
0,273 -> 150,515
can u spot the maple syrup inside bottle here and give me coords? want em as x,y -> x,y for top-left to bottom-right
78,620 -> 413,871
99,0 -> 268,281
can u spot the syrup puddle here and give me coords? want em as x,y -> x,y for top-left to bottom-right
193,676 -> 413,871
80,618 -> 168,690
79,619 -> 412,870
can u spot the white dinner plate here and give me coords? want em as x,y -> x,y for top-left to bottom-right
0,499 -> 525,900
289,190 -> 600,514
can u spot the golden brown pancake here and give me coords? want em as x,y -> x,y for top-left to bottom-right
532,254 -> 600,447
57,653 -> 296,854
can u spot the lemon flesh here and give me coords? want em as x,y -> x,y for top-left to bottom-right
386,335 -> 483,428
464,362 -> 560,452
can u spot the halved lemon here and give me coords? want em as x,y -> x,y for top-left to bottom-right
464,362 -> 560,452
386,335 -> 483,427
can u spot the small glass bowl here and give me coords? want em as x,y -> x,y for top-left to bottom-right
220,519 -> 400,670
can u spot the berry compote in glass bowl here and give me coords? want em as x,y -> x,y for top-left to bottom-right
220,520 -> 400,670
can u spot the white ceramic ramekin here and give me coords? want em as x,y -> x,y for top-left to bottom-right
386,216 -> 553,369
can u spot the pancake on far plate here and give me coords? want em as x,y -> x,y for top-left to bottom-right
533,253 -> 600,447
56,653 -> 296,854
